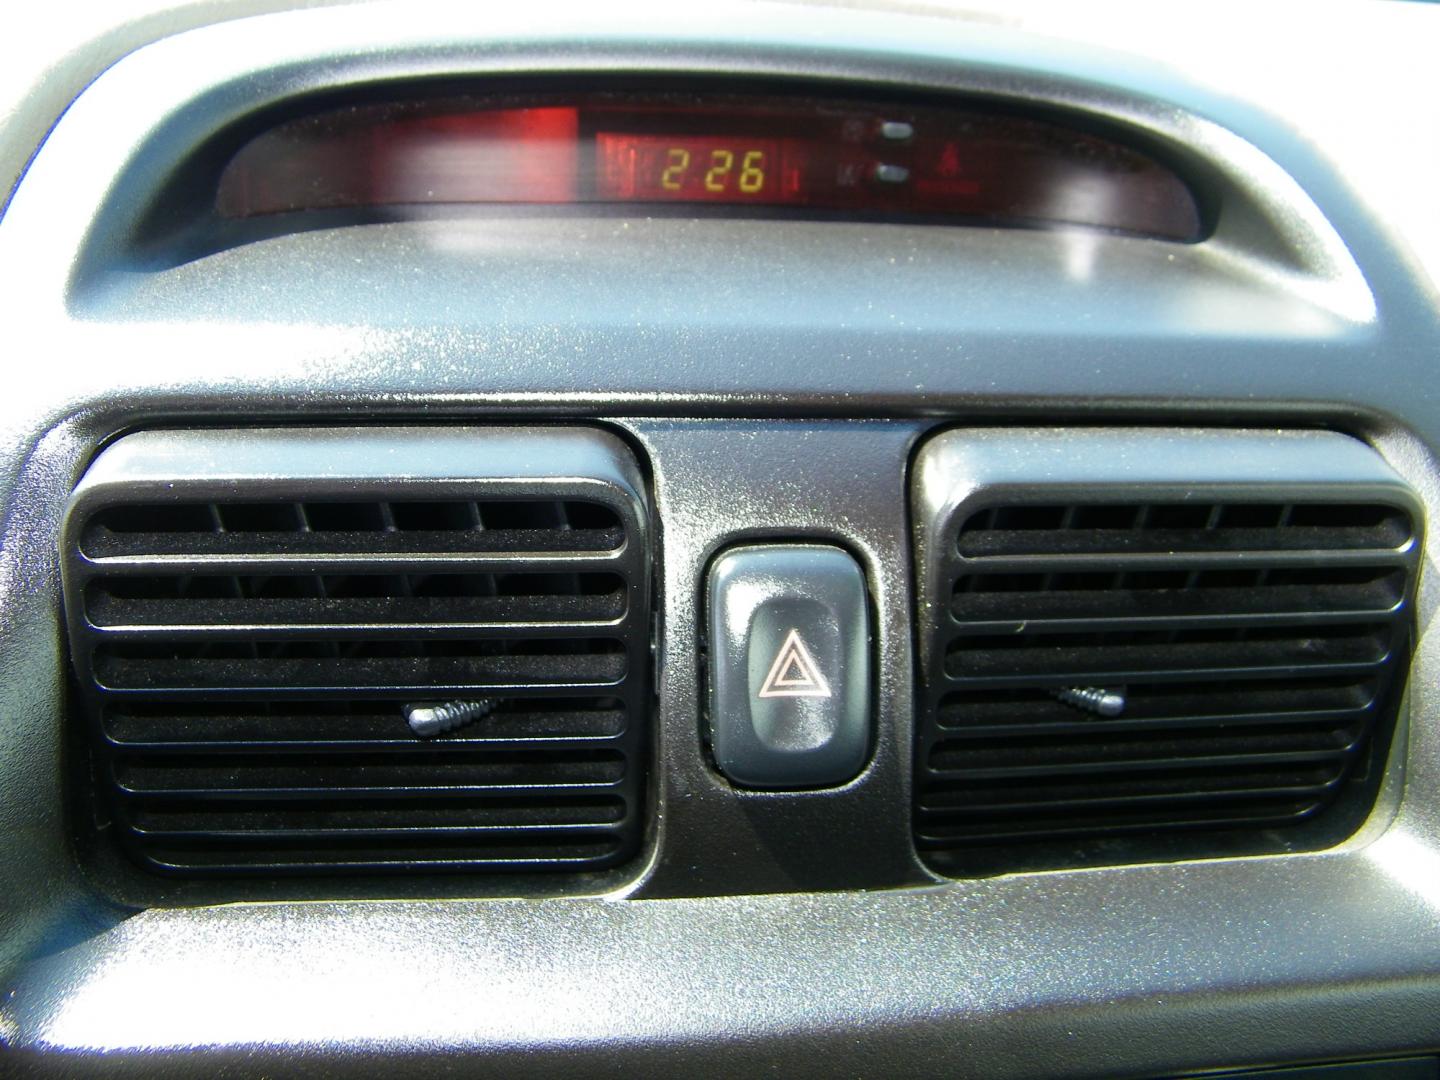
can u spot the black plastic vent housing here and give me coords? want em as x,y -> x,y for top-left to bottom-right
61,427 -> 652,883
911,429 -> 1423,876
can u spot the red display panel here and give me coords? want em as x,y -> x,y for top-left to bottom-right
219,105 -> 580,215
216,93 -> 1203,242
372,107 -> 579,204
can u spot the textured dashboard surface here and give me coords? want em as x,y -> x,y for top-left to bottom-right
8,850 -> 1440,1078
1,1 -> 1439,1077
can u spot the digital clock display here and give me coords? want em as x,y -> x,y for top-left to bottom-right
216,92 -> 1203,242
595,134 -> 790,203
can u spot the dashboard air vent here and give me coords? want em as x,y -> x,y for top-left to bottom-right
62,427 -> 651,880
912,429 -> 1422,875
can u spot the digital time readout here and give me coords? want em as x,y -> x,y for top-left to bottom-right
595,134 -> 793,203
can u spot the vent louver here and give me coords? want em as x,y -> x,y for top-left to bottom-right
912,430 -> 1422,875
62,428 -> 651,881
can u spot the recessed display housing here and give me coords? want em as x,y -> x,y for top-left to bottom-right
213,88 -> 1205,241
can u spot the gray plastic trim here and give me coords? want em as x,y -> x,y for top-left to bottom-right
70,426 -> 650,498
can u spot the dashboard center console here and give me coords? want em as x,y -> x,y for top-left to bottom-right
0,2 -> 1438,1077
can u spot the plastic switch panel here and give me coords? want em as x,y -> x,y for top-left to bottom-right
707,544 -> 872,788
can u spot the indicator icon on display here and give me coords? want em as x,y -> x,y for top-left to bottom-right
938,142 -> 962,178
873,163 -> 911,185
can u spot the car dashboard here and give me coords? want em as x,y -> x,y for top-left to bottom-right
2,1 -> 1440,1077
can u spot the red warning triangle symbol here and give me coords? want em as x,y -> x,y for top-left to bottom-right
758,628 -> 833,699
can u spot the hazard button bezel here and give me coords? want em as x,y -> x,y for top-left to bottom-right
706,543 -> 873,789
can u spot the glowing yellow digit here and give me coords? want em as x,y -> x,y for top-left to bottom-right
739,150 -> 765,194
705,149 -> 734,192
661,148 -> 690,191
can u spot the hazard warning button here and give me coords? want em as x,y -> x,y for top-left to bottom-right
707,544 -> 871,788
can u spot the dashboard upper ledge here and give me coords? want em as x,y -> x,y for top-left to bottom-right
0,2 -> 1371,300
